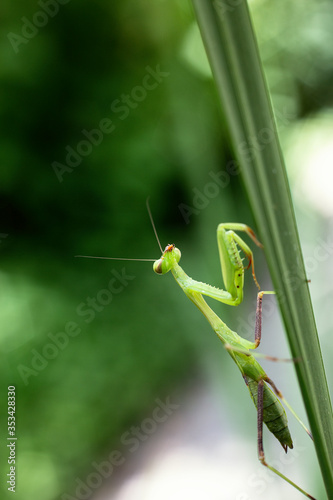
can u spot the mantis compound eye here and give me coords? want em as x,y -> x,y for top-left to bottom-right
153,258 -> 164,274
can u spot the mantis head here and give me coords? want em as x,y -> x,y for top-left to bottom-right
153,244 -> 181,275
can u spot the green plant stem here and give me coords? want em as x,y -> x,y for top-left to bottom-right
191,0 -> 333,496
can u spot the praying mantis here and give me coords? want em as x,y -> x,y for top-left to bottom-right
77,202 -> 316,499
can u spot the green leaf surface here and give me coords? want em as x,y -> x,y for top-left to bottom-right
192,0 -> 333,497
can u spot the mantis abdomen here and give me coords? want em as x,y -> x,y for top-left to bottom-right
246,377 -> 293,451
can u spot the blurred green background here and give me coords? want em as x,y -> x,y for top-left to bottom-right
1,1 -> 332,499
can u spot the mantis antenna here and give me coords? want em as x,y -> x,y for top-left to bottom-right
75,255 -> 156,261
75,198 -> 162,261
146,196 -> 163,252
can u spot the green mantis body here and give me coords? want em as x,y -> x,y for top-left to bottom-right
77,219 -> 316,499
153,224 -> 315,499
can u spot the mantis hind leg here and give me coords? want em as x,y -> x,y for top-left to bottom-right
253,292 -> 313,440
257,379 -> 316,499
254,290 -> 276,348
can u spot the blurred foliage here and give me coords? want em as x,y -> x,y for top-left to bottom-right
0,0 -> 332,499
